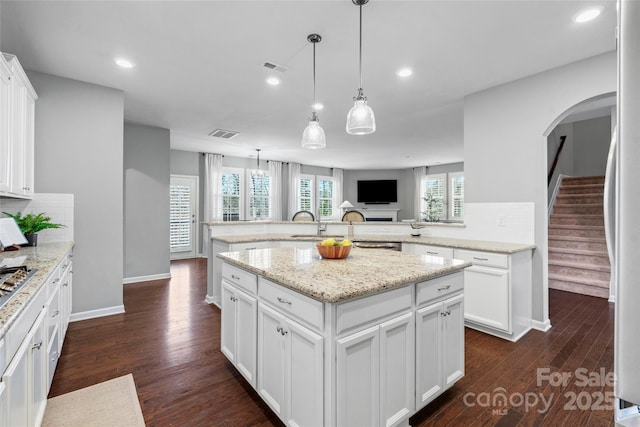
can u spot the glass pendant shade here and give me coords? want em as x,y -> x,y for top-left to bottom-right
301,113 -> 326,149
346,97 -> 376,135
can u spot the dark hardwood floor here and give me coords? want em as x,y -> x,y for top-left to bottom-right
50,259 -> 614,426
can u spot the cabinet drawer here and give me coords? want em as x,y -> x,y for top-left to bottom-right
47,265 -> 61,297
222,263 -> 257,295
259,278 -> 324,332
336,285 -> 412,336
414,245 -> 454,259
454,249 -> 508,269
5,285 -> 46,364
0,339 -> 4,375
416,272 -> 463,307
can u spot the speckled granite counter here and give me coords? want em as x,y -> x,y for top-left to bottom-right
212,233 -> 534,254
0,242 -> 74,338
217,247 -> 470,303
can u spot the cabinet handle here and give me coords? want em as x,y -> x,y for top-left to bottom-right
473,256 -> 489,261
52,278 -> 60,284
276,297 -> 292,305
426,251 -> 438,255
437,285 -> 451,291
441,310 -> 451,317
229,295 -> 237,302
245,247 -> 257,251
63,282 -> 69,287
51,352 -> 58,361
32,341 -> 42,350
276,326 -> 283,334
282,329 -> 288,336
231,274 -> 240,280
52,310 -> 59,317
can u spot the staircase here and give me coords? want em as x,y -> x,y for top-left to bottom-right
548,175 -> 610,299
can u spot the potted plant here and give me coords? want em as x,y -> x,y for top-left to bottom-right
2,211 -> 65,246
421,192 -> 444,223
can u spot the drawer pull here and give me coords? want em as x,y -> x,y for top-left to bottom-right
437,285 -> 451,291
277,297 -> 292,305
473,257 -> 489,261
32,341 -> 43,350
52,278 -> 60,284
276,326 -> 288,336
231,274 -> 240,280
230,295 -> 237,302
440,310 -> 451,317
63,282 -> 69,287
426,251 -> 439,255
52,310 -> 60,317
245,247 -> 257,251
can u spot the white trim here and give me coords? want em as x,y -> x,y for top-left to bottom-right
530,318 -> 552,332
548,174 -> 567,218
198,253 -> 207,259
70,305 -> 125,322
123,273 -> 171,284
205,294 -> 221,308
608,295 -> 616,303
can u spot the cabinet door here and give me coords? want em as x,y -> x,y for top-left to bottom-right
9,78 -> 25,196
3,332 -> 30,427
221,281 -> 237,362
0,62 -> 11,193
285,317 -> 323,427
0,382 -> 6,426
464,266 -> 510,332
29,310 -> 47,427
235,287 -> 257,388
380,312 -> 415,427
22,92 -> 35,197
337,325 -> 380,427
415,302 -> 443,409
257,303 -> 286,419
442,294 -> 465,388
59,264 -> 72,345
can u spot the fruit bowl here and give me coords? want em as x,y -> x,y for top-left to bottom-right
316,243 -> 352,259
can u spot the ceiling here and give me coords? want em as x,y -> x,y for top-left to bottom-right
0,1 -> 616,169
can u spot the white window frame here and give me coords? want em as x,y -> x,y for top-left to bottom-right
449,172 -> 464,220
296,174 -> 315,214
221,167 -> 244,221
317,175 -> 337,221
246,170 -> 273,220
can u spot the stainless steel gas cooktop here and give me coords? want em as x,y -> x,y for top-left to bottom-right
0,266 -> 38,311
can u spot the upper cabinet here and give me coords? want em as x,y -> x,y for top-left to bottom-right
0,53 -> 37,199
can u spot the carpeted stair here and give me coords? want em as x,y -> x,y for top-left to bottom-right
548,175 -> 610,298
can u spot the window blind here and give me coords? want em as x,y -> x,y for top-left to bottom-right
169,184 -> 191,249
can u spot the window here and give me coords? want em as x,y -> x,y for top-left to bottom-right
420,172 -> 464,221
169,183 -> 191,250
317,176 -> 335,219
295,175 -> 337,220
248,173 -> 271,219
450,172 -> 464,220
221,168 -> 243,221
297,175 -> 314,212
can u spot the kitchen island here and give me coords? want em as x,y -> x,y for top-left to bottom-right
217,246 -> 470,427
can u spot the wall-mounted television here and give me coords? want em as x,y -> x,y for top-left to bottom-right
357,180 -> 398,204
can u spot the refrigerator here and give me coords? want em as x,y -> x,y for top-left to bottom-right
614,0 -> 640,425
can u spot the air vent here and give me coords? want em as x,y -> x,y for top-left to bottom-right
209,129 -> 239,139
263,61 -> 287,73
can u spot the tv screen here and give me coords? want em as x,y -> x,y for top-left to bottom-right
357,180 -> 397,204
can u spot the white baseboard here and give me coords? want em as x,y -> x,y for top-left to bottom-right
123,273 -> 171,284
198,253 -> 207,259
531,318 -> 552,332
205,294 -> 221,308
608,295 -> 616,303
70,305 -> 125,322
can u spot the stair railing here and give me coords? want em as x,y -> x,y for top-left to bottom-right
548,135 -> 567,185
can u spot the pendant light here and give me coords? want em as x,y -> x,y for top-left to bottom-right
301,34 -> 326,149
252,149 -> 265,177
346,0 -> 376,135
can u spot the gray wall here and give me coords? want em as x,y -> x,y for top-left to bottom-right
464,51 -> 616,326
124,123 -> 170,279
27,71 -> 124,315
343,169 -> 412,220
573,116 -> 611,176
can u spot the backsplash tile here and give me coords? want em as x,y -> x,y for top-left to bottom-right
0,194 -> 74,243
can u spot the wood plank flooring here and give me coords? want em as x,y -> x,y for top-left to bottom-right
50,259 -> 614,426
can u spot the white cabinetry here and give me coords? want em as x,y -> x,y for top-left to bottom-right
454,248 -> 532,341
0,53 -> 37,199
337,310 -> 415,427
402,243 -> 453,259
415,274 -> 464,410
257,283 -> 324,427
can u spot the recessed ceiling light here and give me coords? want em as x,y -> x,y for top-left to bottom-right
266,77 -> 280,86
312,103 -> 324,110
574,8 -> 601,23
115,58 -> 135,69
396,68 -> 413,78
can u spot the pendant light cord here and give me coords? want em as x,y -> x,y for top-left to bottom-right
359,2 -> 363,89
313,41 -> 317,108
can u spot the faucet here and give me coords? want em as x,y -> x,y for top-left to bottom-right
316,208 -> 327,236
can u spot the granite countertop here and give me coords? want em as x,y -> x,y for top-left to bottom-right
0,242 -> 74,338
212,233 -> 535,254
217,247 -> 471,303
